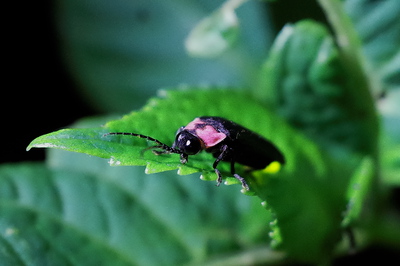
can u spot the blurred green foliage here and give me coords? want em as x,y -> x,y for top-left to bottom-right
56,0 -> 272,113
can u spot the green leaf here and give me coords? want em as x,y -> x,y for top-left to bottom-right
185,0 -> 255,58
28,88 -> 356,263
344,0 -> 400,92
380,115 -> 400,186
28,88 -> 289,184
185,4 -> 239,58
340,0 -> 400,189
257,19 -> 378,155
0,161 -> 273,265
342,157 -> 374,228
0,163 -> 133,266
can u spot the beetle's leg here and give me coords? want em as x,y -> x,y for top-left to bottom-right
150,146 -> 170,155
214,168 -> 223,187
212,145 -> 250,190
212,145 -> 229,186
141,145 -> 182,160
146,146 -> 187,164
180,153 -> 188,164
230,159 -> 249,191
139,145 -> 170,157
345,227 -> 356,254
139,145 -> 165,157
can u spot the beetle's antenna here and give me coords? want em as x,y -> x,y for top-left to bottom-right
103,132 -> 181,154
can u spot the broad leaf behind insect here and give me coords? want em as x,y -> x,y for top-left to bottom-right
28,87 -> 356,263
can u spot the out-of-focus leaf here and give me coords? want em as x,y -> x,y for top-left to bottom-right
258,20 -> 377,155
342,157 -> 374,228
185,4 -> 239,58
380,98 -> 400,186
56,0 -> 273,112
0,160 -> 273,265
251,135 -> 356,263
0,163 -> 133,266
344,0 -> 400,92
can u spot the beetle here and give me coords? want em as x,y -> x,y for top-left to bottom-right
104,116 -> 285,190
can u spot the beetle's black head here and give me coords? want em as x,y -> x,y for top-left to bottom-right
172,130 -> 203,155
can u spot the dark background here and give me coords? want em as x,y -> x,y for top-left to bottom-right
3,0 -> 399,264
4,1 -> 93,164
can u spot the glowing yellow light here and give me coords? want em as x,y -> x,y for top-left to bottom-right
263,161 -> 282,174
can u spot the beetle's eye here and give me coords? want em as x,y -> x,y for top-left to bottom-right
183,138 -> 202,155
174,131 -> 202,155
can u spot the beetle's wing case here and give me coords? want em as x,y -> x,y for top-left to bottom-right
230,128 -> 285,169
196,117 -> 232,136
199,116 -> 285,170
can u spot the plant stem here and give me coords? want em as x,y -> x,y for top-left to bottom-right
318,0 -> 379,157
318,0 -> 388,251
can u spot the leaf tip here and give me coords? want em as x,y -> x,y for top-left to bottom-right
26,136 -> 41,151
26,143 -> 33,151
26,136 -> 65,152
